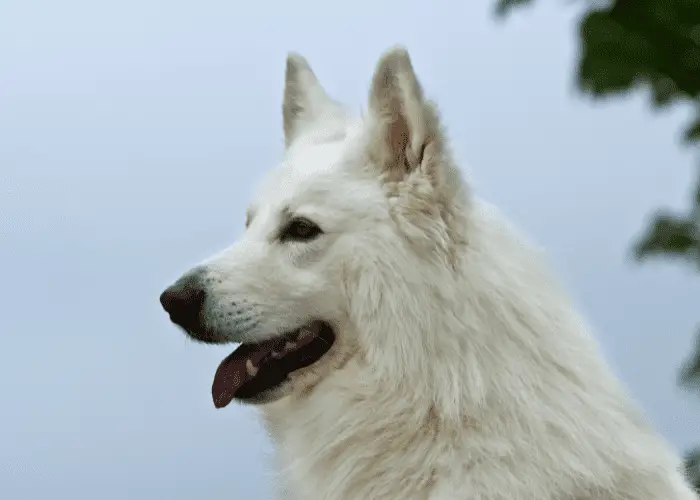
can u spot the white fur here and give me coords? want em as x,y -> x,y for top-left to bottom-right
188,47 -> 697,499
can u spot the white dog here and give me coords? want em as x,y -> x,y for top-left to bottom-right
160,46 -> 698,500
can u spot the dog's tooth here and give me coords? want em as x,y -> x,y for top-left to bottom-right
299,328 -> 311,339
285,341 -> 296,350
245,359 -> 259,377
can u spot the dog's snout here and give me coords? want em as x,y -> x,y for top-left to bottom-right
160,271 -> 207,331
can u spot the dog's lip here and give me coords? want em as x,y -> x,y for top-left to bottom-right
211,320 -> 329,409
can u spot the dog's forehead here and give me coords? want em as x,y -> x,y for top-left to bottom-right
252,140 -> 349,212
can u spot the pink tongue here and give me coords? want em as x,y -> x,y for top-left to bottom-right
212,352 -> 245,409
212,343 -> 272,409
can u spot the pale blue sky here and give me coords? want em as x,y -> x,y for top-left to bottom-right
1,0 -> 699,498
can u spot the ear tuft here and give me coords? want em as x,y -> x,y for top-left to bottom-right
367,46 -> 442,179
283,52 -> 343,147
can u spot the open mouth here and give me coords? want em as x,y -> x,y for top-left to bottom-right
211,320 -> 335,408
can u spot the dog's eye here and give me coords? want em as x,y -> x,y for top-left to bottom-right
280,218 -> 323,242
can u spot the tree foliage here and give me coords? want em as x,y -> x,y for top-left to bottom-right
496,0 -> 700,489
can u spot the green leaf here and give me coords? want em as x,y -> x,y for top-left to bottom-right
577,0 -> 700,106
633,212 -> 699,261
679,330 -> 700,391
684,117 -> 700,144
495,0 -> 533,17
578,12 -> 652,98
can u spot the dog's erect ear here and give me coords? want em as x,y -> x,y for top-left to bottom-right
367,47 -> 444,180
283,53 -> 343,147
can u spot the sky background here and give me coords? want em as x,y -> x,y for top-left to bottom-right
2,0 -> 700,498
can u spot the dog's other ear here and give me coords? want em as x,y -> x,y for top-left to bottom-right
366,46 -> 445,181
283,53 -> 343,147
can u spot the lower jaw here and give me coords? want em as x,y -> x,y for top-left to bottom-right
235,385 -> 287,405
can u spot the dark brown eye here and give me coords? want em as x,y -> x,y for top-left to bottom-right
280,218 -> 323,242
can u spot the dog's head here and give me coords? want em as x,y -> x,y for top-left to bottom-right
160,46 -> 467,407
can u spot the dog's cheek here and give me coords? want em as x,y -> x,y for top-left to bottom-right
340,257 -> 387,333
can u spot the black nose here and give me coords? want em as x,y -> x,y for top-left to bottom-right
160,272 -> 206,331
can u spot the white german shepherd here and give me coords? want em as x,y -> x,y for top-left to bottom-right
160,46 -> 698,500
